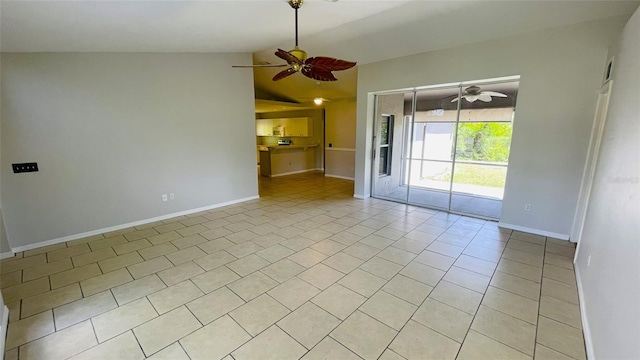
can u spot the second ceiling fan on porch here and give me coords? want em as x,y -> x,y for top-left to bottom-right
233,0 -> 357,82
452,86 -> 508,103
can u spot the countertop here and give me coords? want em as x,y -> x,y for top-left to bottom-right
258,144 -> 319,151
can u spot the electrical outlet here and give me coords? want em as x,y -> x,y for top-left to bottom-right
162,194 -> 168,202
12,162 -> 39,173
587,254 -> 592,266
169,193 -> 175,200
524,204 -> 531,211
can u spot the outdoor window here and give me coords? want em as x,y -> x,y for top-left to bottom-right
379,115 -> 393,176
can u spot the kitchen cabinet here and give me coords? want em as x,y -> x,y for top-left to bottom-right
285,117 -> 311,137
255,117 -> 312,137
256,119 -> 272,136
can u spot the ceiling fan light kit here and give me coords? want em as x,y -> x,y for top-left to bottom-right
233,0 -> 356,82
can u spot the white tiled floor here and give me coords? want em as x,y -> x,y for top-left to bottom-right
1,171 -> 586,359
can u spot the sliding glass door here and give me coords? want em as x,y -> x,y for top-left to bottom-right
371,79 -> 519,220
371,92 -> 412,203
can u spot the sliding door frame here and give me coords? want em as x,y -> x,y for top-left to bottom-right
370,76 -> 519,220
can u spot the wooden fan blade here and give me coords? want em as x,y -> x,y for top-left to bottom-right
275,49 -> 303,66
301,68 -> 337,82
273,67 -> 297,81
305,56 -> 356,72
232,64 -> 288,68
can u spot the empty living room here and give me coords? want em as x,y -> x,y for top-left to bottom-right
0,1 -> 638,359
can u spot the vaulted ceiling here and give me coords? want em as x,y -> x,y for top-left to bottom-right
2,1 -> 638,109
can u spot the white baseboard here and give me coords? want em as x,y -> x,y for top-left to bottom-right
324,174 -> 355,181
574,266 -> 595,360
497,222 -> 570,240
353,193 -> 370,199
10,195 -> 260,253
0,251 -> 14,260
0,304 -> 8,358
270,168 -> 323,177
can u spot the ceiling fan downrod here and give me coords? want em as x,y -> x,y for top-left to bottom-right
289,0 -> 304,47
287,0 -> 307,63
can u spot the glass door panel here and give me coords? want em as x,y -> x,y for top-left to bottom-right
407,87 -> 460,210
450,81 -> 518,218
371,92 -> 413,203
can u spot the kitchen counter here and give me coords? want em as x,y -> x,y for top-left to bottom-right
258,144 -> 319,152
258,144 -> 319,177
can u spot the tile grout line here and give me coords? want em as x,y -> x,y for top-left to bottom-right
331,214 -> 479,358
450,224 -> 514,359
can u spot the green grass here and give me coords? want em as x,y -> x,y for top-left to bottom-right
434,164 -> 507,188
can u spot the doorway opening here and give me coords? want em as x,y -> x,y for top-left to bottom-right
371,78 -> 519,220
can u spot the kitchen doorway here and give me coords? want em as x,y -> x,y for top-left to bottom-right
371,78 -> 519,220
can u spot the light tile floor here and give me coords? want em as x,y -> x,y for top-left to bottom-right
1,172 -> 586,360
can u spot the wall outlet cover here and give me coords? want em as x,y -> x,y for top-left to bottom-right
12,162 -> 38,173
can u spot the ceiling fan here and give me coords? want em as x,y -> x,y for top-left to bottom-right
232,0 -> 356,82
452,86 -> 508,103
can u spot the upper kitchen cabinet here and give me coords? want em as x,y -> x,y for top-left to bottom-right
256,117 -> 312,137
256,119 -> 272,136
285,117 -> 312,137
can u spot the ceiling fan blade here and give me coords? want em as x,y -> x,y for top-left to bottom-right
272,67 -> 297,81
464,95 -> 479,102
477,94 -> 493,102
305,57 -> 357,72
301,68 -> 337,81
451,97 -> 460,103
232,64 -> 288,68
275,48 -> 303,66
482,91 -> 508,97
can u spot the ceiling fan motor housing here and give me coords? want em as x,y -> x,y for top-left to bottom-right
289,47 -> 308,63
289,0 -> 303,9
465,86 -> 482,95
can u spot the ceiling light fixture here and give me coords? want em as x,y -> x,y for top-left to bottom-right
314,98 -> 323,105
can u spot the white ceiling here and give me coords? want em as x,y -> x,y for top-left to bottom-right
0,1 -> 411,52
2,0 -> 638,110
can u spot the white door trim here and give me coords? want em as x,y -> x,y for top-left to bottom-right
572,81 -> 612,250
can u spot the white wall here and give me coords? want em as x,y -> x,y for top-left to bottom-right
574,8 -> 640,359
325,99 -> 356,179
0,290 -> 6,358
355,16 -> 627,237
0,210 -> 9,256
0,52 -> 11,257
1,53 -> 258,250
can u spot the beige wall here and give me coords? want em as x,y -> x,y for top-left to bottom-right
1,53 -> 258,250
325,99 -> 357,179
355,16 -> 627,237
574,8 -> 640,359
269,148 -> 318,177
